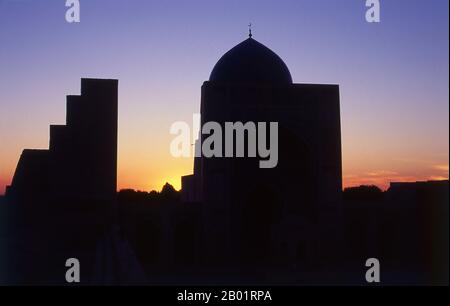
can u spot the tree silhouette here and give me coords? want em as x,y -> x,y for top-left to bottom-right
160,182 -> 179,201
343,185 -> 384,202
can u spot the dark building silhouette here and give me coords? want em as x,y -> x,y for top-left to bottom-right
6,78 -> 118,203
381,180 -> 448,284
181,36 -> 343,280
2,79 -> 145,284
343,180 -> 449,285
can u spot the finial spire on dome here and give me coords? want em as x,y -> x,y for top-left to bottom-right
248,23 -> 252,38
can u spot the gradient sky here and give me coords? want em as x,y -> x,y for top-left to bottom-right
0,0 -> 448,193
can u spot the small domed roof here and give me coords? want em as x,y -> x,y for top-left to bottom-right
209,38 -> 293,84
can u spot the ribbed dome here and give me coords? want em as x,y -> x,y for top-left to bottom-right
209,38 -> 292,84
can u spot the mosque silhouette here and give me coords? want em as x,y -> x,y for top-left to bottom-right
0,35 -> 448,285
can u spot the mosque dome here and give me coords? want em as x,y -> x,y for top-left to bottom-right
209,37 -> 293,84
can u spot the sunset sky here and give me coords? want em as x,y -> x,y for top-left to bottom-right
0,0 -> 448,193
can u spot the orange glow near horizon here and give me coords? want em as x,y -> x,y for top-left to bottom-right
0,110 -> 448,195
0,98 -> 449,195
343,171 -> 449,191
1,151 -> 448,194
